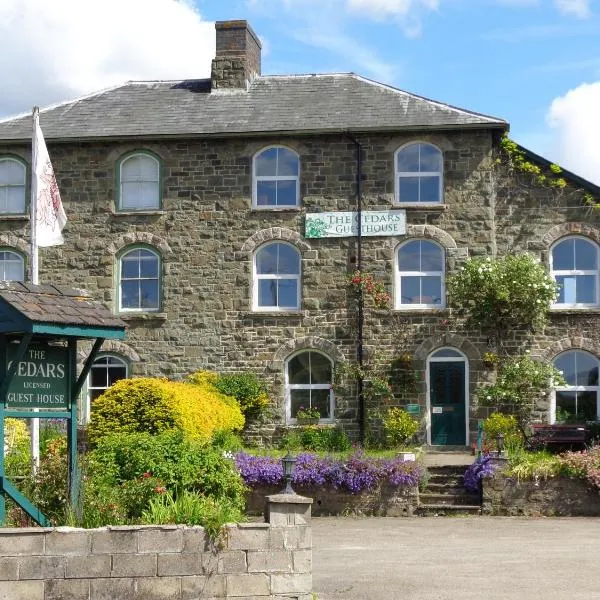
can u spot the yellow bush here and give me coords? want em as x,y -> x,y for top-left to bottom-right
4,418 -> 29,453
88,377 -> 244,445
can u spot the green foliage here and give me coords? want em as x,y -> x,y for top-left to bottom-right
347,270 -> 391,309
208,372 -> 271,419
88,377 -> 244,445
382,408 -> 420,448
447,254 -> 558,332
4,418 -> 31,477
507,449 -> 562,481
280,426 -> 352,452
483,412 -> 523,449
478,355 -> 564,431
141,490 -> 244,538
211,430 -> 244,452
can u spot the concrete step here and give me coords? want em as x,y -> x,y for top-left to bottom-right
416,504 -> 482,517
419,493 -> 480,506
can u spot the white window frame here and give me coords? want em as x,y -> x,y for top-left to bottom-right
394,142 -> 443,205
395,239 -> 445,309
550,236 -> 600,309
253,242 -> 301,312
117,246 -> 161,312
119,152 -> 161,211
0,249 -> 25,281
83,354 -> 129,424
0,157 -> 27,214
285,350 -> 334,424
551,350 -> 600,424
252,146 -> 300,209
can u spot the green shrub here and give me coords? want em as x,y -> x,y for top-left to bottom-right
4,418 -> 31,477
383,408 -> 420,448
88,377 -> 244,445
280,426 -> 352,452
507,450 -> 562,481
483,413 -> 523,450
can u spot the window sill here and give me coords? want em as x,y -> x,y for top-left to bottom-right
244,311 -> 303,318
392,204 -> 446,211
112,210 -> 166,216
391,308 -> 450,315
251,207 -> 302,213
119,312 -> 167,322
0,214 -> 29,220
550,308 -> 600,315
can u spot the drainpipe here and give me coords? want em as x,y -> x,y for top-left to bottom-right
347,133 -> 365,445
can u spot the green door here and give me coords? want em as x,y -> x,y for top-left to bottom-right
430,360 -> 466,445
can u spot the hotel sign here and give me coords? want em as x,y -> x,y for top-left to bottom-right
305,211 -> 406,238
5,344 -> 70,409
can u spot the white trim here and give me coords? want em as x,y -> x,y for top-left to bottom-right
284,349 -> 334,424
117,246 -> 161,312
252,241 -> 301,311
252,145 -> 300,209
394,142 -> 443,205
395,239 -> 445,309
83,354 -> 129,424
550,236 -> 600,308
425,347 -> 469,446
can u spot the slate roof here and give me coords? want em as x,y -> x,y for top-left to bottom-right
0,281 -> 126,331
0,74 -> 507,142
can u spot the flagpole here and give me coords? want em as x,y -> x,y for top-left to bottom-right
30,106 -> 40,471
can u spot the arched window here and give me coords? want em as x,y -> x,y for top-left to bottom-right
84,354 -> 129,423
551,237 -> 599,307
0,249 -> 24,281
286,350 -> 334,422
396,240 -> 445,308
395,142 -> 443,204
118,246 -> 161,311
118,152 -> 161,210
0,157 -> 26,214
553,350 -> 599,423
253,146 -> 300,207
253,242 -> 301,310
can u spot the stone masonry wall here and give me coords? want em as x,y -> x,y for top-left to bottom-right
0,495 -> 313,600
1,128 -> 599,442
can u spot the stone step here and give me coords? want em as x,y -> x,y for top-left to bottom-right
425,483 -> 470,494
427,465 -> 469,475
419,492 -> 480,506
416,504 -> 482,517
427,474 -> 465,484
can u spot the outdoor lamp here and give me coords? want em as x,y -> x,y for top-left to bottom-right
281,452 -> 297,495
496,433 -> 505,456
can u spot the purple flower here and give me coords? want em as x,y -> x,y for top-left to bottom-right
463,456 -> 497,492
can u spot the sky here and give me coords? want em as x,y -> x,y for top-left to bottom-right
0,0 -> 598,185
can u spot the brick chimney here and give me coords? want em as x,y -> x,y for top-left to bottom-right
211,20 -> 262,91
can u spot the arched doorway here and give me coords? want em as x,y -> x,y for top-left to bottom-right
427,347 -> 469,445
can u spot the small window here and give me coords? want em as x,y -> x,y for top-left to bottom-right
395,143 -> 443,204
253,146 -> 300,208
118,247 -> 161,311
551,237 -> 599,307
84,354 -> 129,423
0,157 -> 26,214
0,249 -> 24,281
286,350 -> 334,422
253,242 -> 301,311
553,350 -> 599,423
118,152 -> 161,210
396,240 -> 445,308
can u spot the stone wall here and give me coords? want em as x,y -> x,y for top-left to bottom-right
0,495 -> 313,600
482,474 -> 600,516
0,127 -> 598,442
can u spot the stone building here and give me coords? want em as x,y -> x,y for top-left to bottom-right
0,20 -> 599,445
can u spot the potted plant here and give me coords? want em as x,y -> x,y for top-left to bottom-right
296,406 -> 321,425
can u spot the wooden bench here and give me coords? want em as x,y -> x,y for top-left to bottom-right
530,424 -> 587,450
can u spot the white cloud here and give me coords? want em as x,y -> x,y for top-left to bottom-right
346,0 -> 439,18
547,81 -> 600,186
554,0 -> 591,18
0,0 -> 214,118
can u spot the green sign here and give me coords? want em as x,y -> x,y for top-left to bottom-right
305,210 -> 406,239
406,403 -> 421,415
5,344 -> 69,409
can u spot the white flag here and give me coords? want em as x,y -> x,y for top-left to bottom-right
33,118 -> 67,247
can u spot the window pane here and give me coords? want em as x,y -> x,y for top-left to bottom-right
139,182 -> 160,208
577,391 -> 598,421
556,391 -> 576,422
108,366 -> 127,385
400,276 -> 420,304
140,254 -> 159,278
553,239 -> 574,271
277,280 -> 298,308
121,255 -> 140,278
575,352 -> 598,386
399,177 -> 419,202
121,182 -> 144,208
398,241 -> 421,271
277,148 -> 299,176
277,244 -> 300,274
554,352 -> 577,386
140,281 -> 159,309
0,160 -> 25,184
576,275 -> 596,304
256,180 -> 276,206
4,261 -> 23,281
290,389 -> 311,417
422,276 -> 442,305
432,349 -> 462,358
139,156 -> 158,180
420,176 -> 440,203
91,366 -> 108,388
258,279 -> 277,307
6,186 -> 25,212
121,280 -> 139,309
575,239 -> 597,270
555,275 -> 574,304
276,180 -> 297,206
288,353 -> 311,384
311,389 -> 331,418
255,148 -> 278,176
397,145 -> 420,172
256,245 -> 279,274
310,353 -> 332,384
420,241 -> 443,271
420,145 -> 442,172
